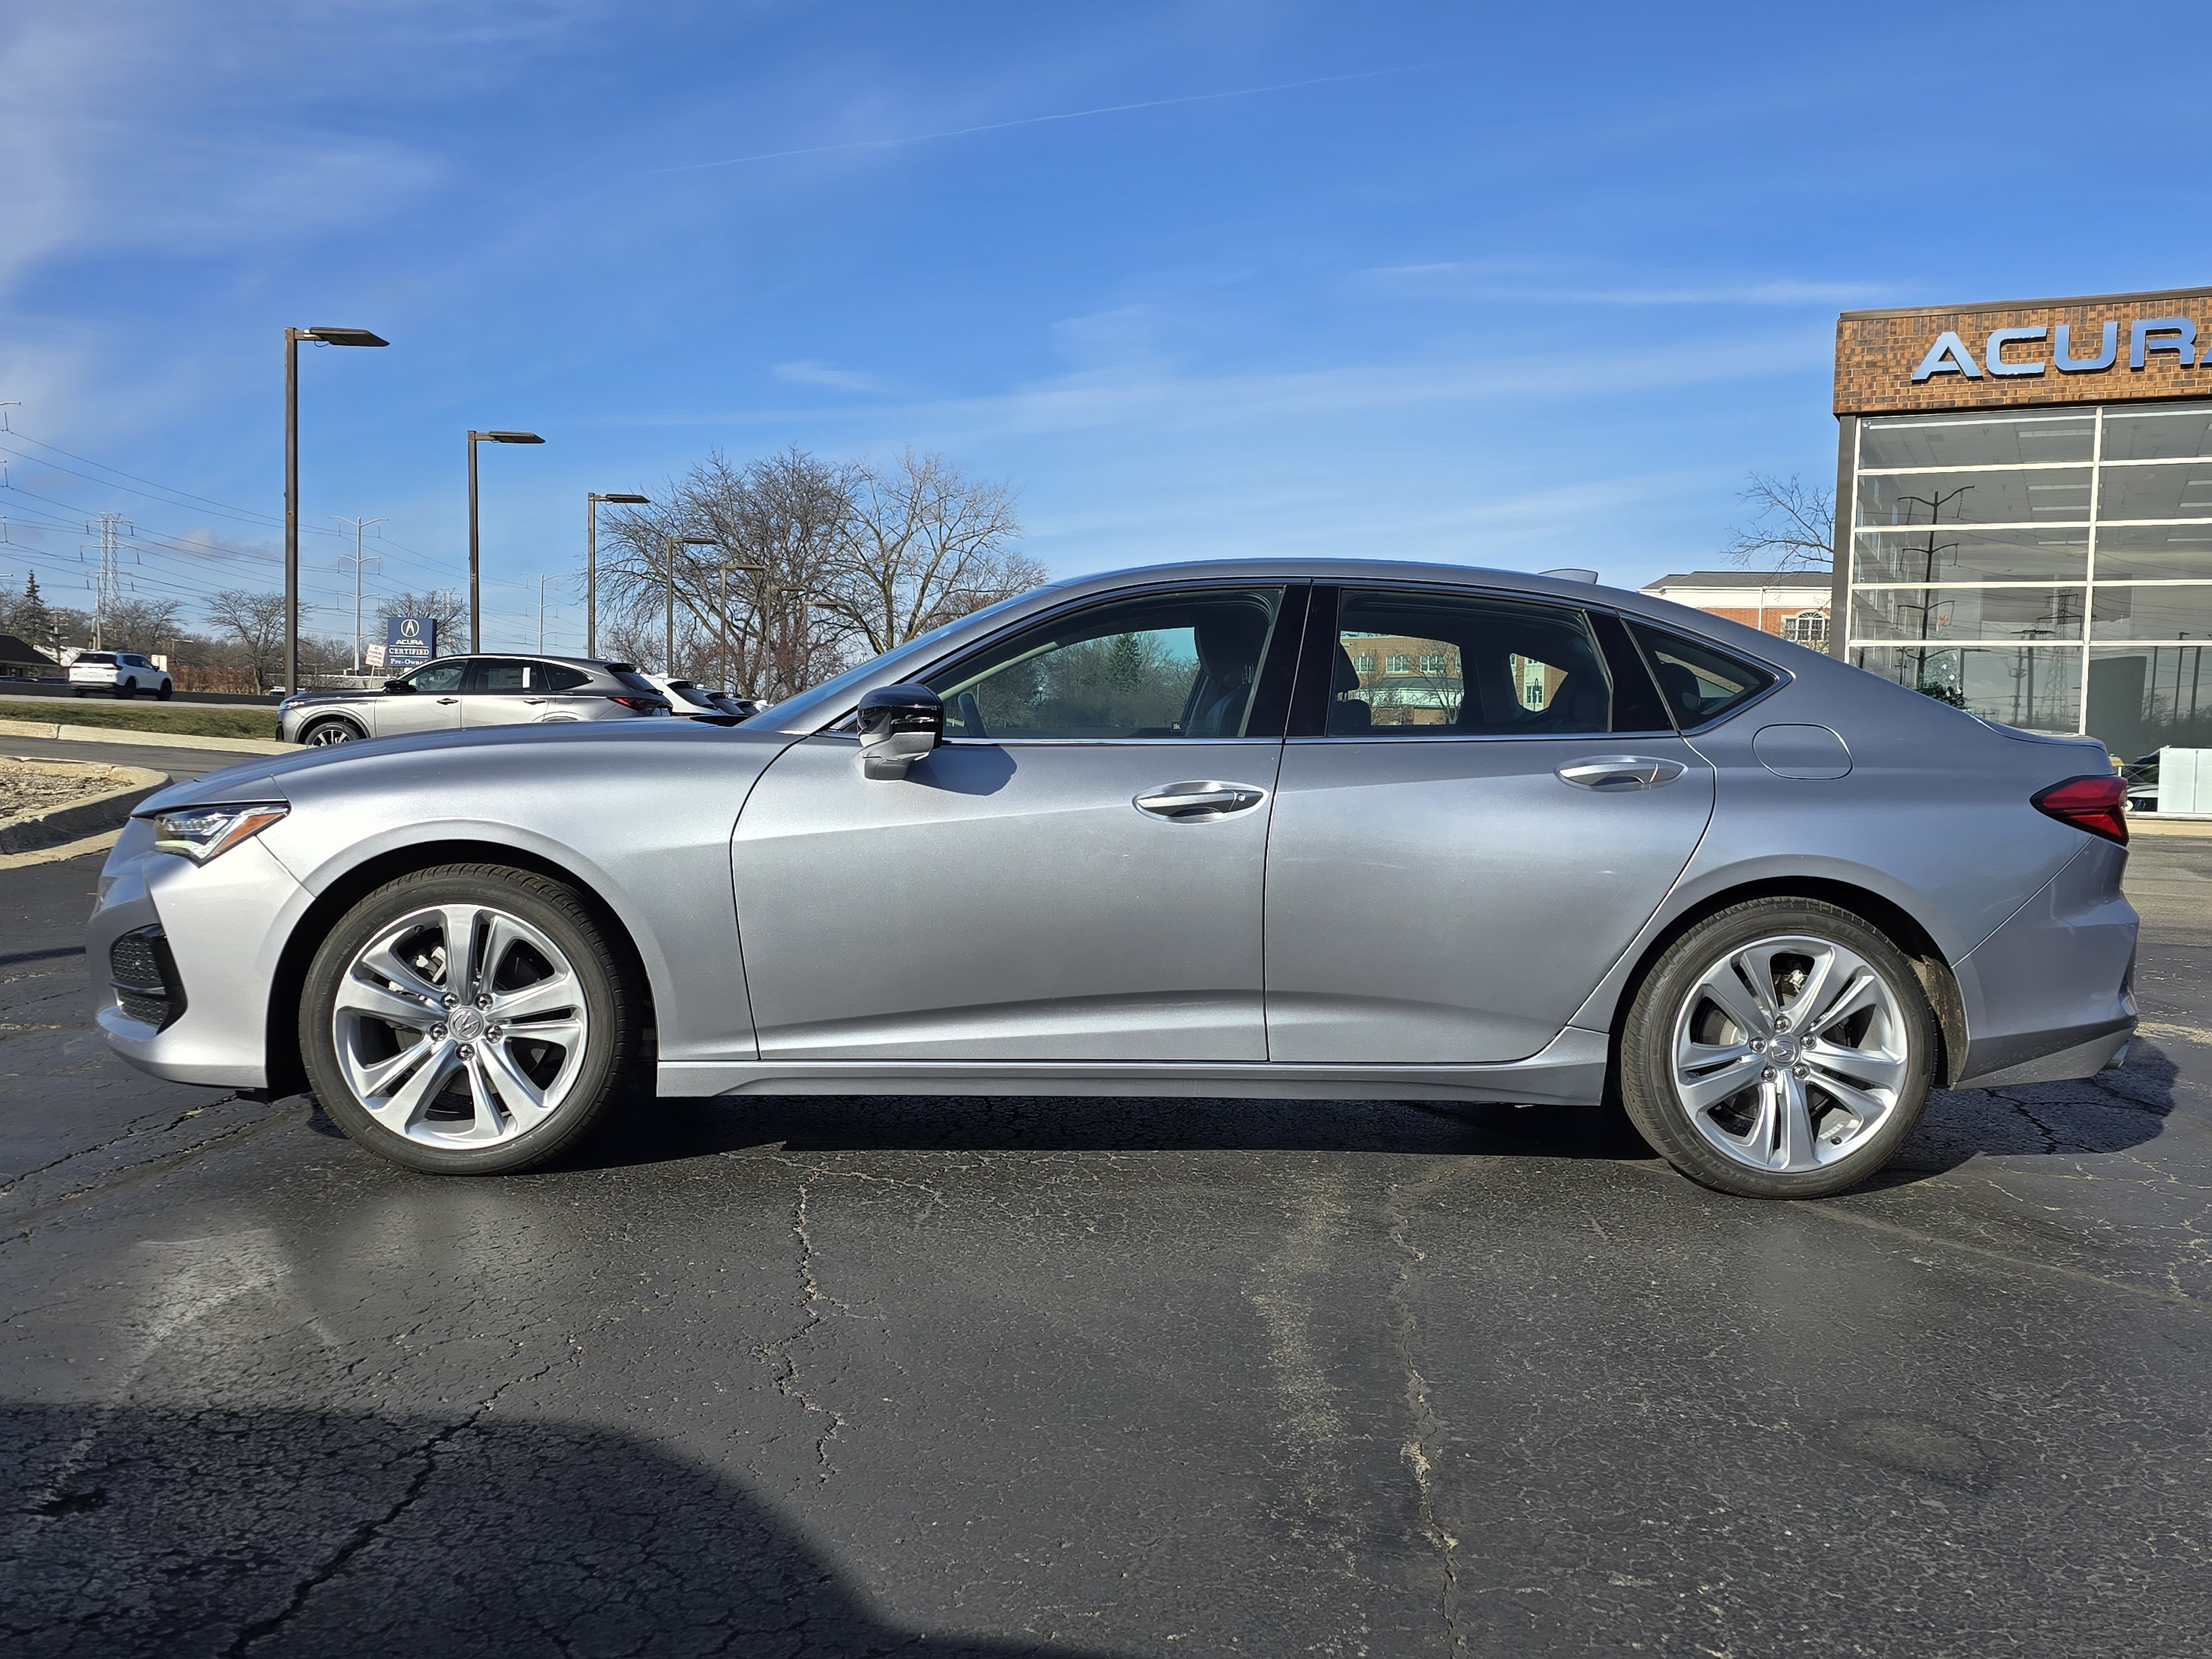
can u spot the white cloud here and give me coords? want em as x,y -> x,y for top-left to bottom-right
772,361 -> 895,394
1360,262 -> 1892,308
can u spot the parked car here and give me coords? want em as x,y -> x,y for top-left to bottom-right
69,651 -> 173,700
275,655 -> 671,744
702,690 -> 765,720
639,675 -> 743,727
92,560 -> 2137,1197
2121,752 -> 2159,813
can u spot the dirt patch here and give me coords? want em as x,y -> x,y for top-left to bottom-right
0,759 -> 140,817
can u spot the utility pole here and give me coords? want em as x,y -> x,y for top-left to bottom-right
537,575 -> 550,653
80,514 -> 132,650
333,516 -> 384,672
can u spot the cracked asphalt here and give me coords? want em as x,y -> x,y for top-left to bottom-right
3,833 -> 2211,1657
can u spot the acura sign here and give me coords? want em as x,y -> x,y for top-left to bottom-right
1912,316 -> 2198,382
384,615 -> 436,674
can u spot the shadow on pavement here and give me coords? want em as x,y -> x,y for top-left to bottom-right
1,1402 -> 1118,1659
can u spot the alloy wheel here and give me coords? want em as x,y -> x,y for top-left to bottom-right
1669,933 -> 1912,1174
331,902 -> 589,1148
306,723 -> 358,744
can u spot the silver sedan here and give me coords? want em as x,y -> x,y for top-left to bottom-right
90,561 -> 2138,1198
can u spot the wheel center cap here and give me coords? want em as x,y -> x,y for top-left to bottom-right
1770,1035 -> 1797,1063
450,1008 -> 486,1042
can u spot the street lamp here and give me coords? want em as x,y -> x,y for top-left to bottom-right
587,492 -> 650,659
666,535 -> 718,675
284,326 -> 387,693
467,430 -> 544,651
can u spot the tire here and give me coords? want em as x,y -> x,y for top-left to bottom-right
155,681 -> 173,701
302,718 -> 363,746
300,864 -> 639,1174
1619,898 -> 1938,1199
115,680 -> 135,698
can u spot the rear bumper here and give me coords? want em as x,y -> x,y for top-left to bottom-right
1952,837 -> 2137,1088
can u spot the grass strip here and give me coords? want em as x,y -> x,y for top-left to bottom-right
0,697 -> 279,740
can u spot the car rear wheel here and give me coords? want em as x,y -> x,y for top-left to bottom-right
114,679 -> 135,698
302,718 -> 363,745
1619,898 -> 1937,1199
301,864 -> 639,1174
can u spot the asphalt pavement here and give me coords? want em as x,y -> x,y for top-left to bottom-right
3,838 -> 2210,1657
1,734 -> 268,783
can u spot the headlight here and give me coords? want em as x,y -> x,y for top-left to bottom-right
148,803 -> 289,864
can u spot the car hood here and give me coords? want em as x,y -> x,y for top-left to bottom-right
138,717 -> 796,812
281,688 -> 375,707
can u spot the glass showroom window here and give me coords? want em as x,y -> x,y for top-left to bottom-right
1846,401 -> 2212,752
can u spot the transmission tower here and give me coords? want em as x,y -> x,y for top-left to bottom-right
333,515 -> 385,671
81,514 -> 134,650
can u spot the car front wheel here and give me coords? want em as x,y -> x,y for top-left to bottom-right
301,864 -> 639,1174
1619,898 -> 1937,1199
302,719 -> 362,745
155,681 -> 173,701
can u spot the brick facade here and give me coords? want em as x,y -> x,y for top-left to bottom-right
1834,285 -> 2212,417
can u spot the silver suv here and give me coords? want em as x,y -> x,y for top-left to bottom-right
69,651 -> 174,700
278,655 -> 671,745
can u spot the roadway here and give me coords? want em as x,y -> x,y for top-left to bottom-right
3,835 -> 2209,1655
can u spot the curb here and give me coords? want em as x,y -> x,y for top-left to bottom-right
0,717 -> 289,755
0,827 -> 122,870
0,763 -> 170,854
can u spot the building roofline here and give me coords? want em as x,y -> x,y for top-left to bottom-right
1839,284 -> 2212,322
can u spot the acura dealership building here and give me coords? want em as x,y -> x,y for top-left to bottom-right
1832,286 -> 2212,759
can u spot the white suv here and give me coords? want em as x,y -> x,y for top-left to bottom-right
69,651 -> 174,700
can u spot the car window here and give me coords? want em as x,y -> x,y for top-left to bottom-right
611,669 -> 663,696
538,663 -> 589,691
400,661 -> 466,695
473,660 -> 530,693
77,653 -> 114,666
928,587 -> 1285,740
1628,624 -> 1776,728
1323,588 -> 1615,737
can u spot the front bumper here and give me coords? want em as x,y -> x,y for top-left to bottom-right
89,818 -> 311,1089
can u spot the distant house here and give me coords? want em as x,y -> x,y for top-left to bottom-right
1639,571 -> 1832,649
0,632 -> 57,681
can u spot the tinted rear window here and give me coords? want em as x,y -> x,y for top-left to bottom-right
76,653 -> 115,665
1629,623 -> 1777,729
538,663 -> 589,691
611,670 -> 664,696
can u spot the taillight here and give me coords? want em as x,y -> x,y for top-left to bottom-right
611,695 -> 668,713
2031,774 -> 2128,845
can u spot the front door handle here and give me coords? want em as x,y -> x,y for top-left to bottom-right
437,697 -> 460,705
1556,757 -> 1687,791
1134,781 -> 1269,818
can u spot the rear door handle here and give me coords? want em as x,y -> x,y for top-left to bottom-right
1556,757 -> 1686,791
1134,781 -> 1269,818
437,697 -> 460,705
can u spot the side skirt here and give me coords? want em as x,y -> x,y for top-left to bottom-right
658,1026 -> 1609,1105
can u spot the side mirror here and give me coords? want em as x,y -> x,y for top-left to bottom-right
382,679 -> 410,694
856,683 -> 943,780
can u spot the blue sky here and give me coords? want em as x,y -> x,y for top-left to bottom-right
4,0 -> 2210,655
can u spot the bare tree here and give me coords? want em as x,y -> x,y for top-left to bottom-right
95,596 -> 184,655
205,590 -> 288,690
823,449 -> 1041,657
1723,472 -> 1835,574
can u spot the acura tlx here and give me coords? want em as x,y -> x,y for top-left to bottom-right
89,560 -> 2136,1198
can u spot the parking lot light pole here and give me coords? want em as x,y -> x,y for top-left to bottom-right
284,326 -> 387,694
587,492 -> 650,660
666,535 -> 718,676
467,431 -> 544,651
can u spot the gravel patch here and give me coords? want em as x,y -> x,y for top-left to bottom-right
0,759 -> 138,818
